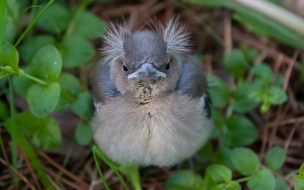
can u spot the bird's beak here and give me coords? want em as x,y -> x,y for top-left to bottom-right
128,63 -> 166,81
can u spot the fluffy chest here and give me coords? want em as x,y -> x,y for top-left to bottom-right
92,93 -> 211,166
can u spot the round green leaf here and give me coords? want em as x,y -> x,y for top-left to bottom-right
252,64 -> 273,84
27,82 -> 61,118
247,170 -> 275,190
0,43 -> 19,70
299,163 -> 304,176
226,181 -> 241,190
231,148 -> 260,176
30,45 -> 62,82
71,92 -> 93,120
215,147 -> 235,170
268,86 -> 287,105
234,81 -> 259,112
293,175 -> 304,187
75,123 -> 93,145
56,72 -> 82,110
5,111 -> 62,149
265,146 -> 286,171
60,35 -> 95,68
37,3 -> 70,34
71,11 -> 106,39
19,35 -> 55,63
166,170 -> 204,190
274,178 -> 288,190
224,114 -> 258,147
223,50 -> 248,78
206,164 -> 232,183
207,75 -> 231,108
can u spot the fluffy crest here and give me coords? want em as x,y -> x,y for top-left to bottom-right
163,19 -> 191,59
102,23 -> 131,63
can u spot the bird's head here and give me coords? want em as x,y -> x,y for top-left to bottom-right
103,19 -> 190,100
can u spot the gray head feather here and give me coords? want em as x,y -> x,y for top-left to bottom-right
102,19 -> 190,63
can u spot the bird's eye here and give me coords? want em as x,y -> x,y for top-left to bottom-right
165,59 -> 171,71
122,62 -> 128,72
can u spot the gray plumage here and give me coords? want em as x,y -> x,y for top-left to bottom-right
91,19 -> 212,167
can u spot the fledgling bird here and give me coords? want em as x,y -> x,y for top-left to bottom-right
91,19 -> 212,167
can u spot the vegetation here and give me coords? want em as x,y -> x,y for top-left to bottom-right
0,0 -> 303,189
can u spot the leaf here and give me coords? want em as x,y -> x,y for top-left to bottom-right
206,164 -> 232,183
265,146 -> 286,171
0,43 -> 19,70
293,175 -> 304,187
27,83 -> 61,118
37,3 -> 70,34
215,147 -> 234,170
71,92 -> 93,120
5,112 -> 61,149
166,170 -> 204,190
60,35 -> 95,68
244,48 -> 259,64
75,123 -> 92,145
5,0 -> 20,42
233,81 -> 259,112
274,178 -> 288,190
268,86 -> 287,105
71,11 -> 106,39
247,170 -> 275,190
224,114 -> 258,147
30,44 -> 62,82
0,101 -> 9,121
252,64 -> 273,84
223,50 -> 248,78
300,164 -> 304,176
231,148 -> 260,176
56,72 -> 82,110
19,35 -> 55,63
226,181 -> 241,190
207,75 -> 231,108
12,67 -> 34,98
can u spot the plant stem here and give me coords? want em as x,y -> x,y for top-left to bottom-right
8,76 -> 19,186
14,0 -> 55,47
235,176 -> 252,183
19,69 -> 48,86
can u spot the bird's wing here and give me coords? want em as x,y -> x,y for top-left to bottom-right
90,60 -> 120,103
176,57 -> 211,118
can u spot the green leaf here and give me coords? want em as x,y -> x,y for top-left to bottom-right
12,67 -> 34,98
19,35 -> 55,63
233,81 -> 259,112
207,75 -> 230,108
231,148 -> 260,176
211,109 -> 225,138
252,64 -> 273,84
247,170 -> 275,190
0,101 -> 9,121
60,35 -> 95,68
71,11 -> 106,39
56,72 -> 82,110
166,170 -> 204,190
215,147 -> 234,170
4,0 -> 20,42
265,146 -> 286,171
244,48 -> 259,64
71,92 -> 93,120
293,175 -> 304,187
0,43 -> 19,70
75,123 -> 92,145
206,164 -> 232,183
27,82 -> 61,118
30,44 -> 62,82
223,50 -> 248,78
274,178 -> 288,190
5,112 -> 61,149
37,3 -> 70,34
299,164 -> 304,176
226,181 -> 241,190
224,114 -> 258,147
268,86 -> 287,105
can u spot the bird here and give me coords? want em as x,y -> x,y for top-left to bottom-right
91,19 -> 212,167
